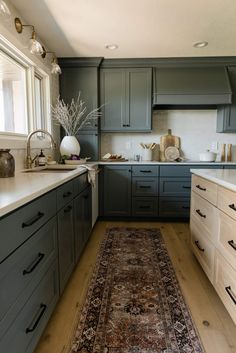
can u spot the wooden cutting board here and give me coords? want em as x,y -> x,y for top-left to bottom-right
160,129 -> 180,161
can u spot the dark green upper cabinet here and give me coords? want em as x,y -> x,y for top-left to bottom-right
217,67 -> 236,132
100,68 -> 152,132
153,67 -> 232,105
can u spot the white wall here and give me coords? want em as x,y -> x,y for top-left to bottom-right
101,110 -> 236,161
0,0 -> 60,170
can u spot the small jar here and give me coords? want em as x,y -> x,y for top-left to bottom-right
0,149 -> 15,177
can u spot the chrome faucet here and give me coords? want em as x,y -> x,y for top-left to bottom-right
26,129 -> 57,169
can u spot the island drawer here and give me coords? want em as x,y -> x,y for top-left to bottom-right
0,259 -> 59,353
215,250 -> 236,325
217,210 -> 236,270
191,192 -> 217,242
132,165 -> 159,177
218,185 -> 236,221
0,190 -> 57,264
159,177 -> 191,196
0,217 -> 57,336
192,174 -> 217,205
73,172 -> 88,196
132,178 -> 158,196
56,179 -> 74,210
132,197 -> 158,217
191,219 -> 215,283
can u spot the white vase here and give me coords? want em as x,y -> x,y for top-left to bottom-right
60,136 -> 80,156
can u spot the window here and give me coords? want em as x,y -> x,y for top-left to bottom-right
0,50 -> 28,134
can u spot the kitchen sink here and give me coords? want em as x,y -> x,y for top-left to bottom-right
21,166 -> 78,173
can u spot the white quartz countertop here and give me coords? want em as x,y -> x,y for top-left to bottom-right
191,169 -> 236,192
0,164 -> 97,218
99,161 -> 236,165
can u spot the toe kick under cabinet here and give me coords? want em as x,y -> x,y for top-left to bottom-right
0,171 -> 92,353
190,174 -> 236,324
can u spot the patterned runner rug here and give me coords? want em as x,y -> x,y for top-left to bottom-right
70,227 -> 204,353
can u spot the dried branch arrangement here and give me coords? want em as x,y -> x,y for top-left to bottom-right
51,93 -> 102,136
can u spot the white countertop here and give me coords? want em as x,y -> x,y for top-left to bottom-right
99,161 -> 236,165
191,169 -> 236,192
0,165 -> 97,218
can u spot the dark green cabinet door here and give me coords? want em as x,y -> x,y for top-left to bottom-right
100,69 -> 126,131
60,67 -> 99,131
125,68 -> 152,131
217,67 -> 236,132
103,166 -> 131,216
83,186 -> 92,244
100,68 -> 152,131
57,201 -> 74,293
75,131 -> 99,160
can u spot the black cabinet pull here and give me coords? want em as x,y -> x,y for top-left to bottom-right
122,124 -> 129,127
140,170 -> 151,173
182,206 -> 190,209
196,184 -> 206,191
229,203 -> 236,211
83,195 -> 89,199
64,205 -> 72,213
228,240 -> 236,251
25,304 -> 47,334
22,212 -> 44,228
63,191 -> 72,198
23,253 -> 45,275
139,206 -> 150,209
182,186 -> 191,189
196,209 -> 206,218
225,286 -> 236,305
139,186 -> 151,189
194,240 -> 205,252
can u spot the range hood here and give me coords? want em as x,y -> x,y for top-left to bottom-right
153,67 -> 232,106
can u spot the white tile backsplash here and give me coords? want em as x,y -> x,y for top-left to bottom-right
101,110 -> 236,161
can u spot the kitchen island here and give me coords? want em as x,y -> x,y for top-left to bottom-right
190,168 -> 236,325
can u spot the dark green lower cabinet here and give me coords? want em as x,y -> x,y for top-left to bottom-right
132,197 -> 158,217
57,201 -> 75,294
103,166 -> 132,216
159,197 -> 190,218
74,186 -> 92,263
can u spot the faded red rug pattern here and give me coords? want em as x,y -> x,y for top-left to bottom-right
70,227 -> 204,353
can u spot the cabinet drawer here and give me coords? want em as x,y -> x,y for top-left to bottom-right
57,180 -> 74,210
192,174 -> 217,205
0,190 -> 57,263
160,165 -> 191,177
0,217 -> 57,336
159,197 -> 190,217
191,192 -> 217,242
218,185 -> 236,221
73,172 -> 89,196
132,165 -> 159,177
217,211 -> 236,270
132,197 -> 158,217
132,177 -> 158,196
215,250 -> 236,325
190,219 -> 215,283
160,177 -> 191,196
0,259 -> 59,353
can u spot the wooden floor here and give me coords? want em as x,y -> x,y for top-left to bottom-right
34,221 -> 236,353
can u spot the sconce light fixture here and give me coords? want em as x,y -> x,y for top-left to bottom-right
42,47 -> 61,75
0,0 -> 11,17
15,17 -> 43,55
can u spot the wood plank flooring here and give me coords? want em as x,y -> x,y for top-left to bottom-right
34,221 -> 236,353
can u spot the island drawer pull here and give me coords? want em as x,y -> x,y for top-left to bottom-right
22,212 -> 44,228
196,209 -> 206,218
225,286 -> 236,305
196,184 -> 206,191
228,240 -> 236,251
194,240 -> 205,252
229,203 -> 236,211
23,253 -> 45,275
63,191 -> 72,198
25,304 -> 47,333
139,185 -> 151,189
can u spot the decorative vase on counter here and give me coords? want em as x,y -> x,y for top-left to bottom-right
59,136 -> 81,156
0,149 -> 15,177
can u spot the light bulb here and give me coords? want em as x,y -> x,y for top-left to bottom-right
51,60 -> 61,75
0,0 -> 11,17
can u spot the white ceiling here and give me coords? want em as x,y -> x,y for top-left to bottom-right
10,0 -> 236,58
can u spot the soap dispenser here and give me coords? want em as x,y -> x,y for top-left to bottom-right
38,149 -> 46,166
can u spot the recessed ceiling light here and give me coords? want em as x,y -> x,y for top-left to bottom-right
193,41 -> 208,48
105,44 -> 118,50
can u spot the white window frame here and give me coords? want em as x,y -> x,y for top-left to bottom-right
0,35 -> 51,149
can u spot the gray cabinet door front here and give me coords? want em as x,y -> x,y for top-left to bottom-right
75,132 -> 99,160
100,69 -> 126,131
104,166 -> 131,216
